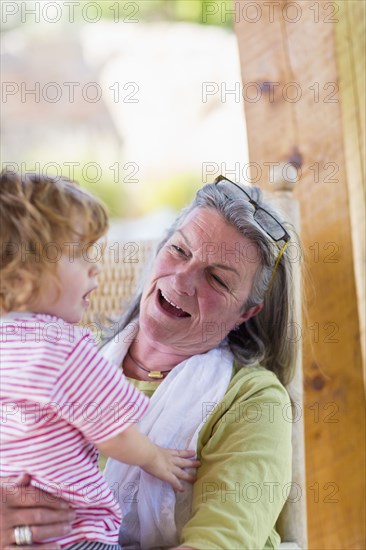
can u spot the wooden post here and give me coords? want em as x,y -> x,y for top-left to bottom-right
334,0 -> 365,375
272,176 -> 307,550
234,1 -> 365,548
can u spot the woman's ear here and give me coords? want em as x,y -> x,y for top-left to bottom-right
238,303 -> 264,324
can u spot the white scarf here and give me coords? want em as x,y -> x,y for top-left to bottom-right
102,322 -> 234,549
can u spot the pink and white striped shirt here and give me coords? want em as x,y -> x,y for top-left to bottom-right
0,312 -> 149,547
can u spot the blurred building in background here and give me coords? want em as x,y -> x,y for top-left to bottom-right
1,0 -> 247,238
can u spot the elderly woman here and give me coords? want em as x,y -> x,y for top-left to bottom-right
1,176 -> 297,550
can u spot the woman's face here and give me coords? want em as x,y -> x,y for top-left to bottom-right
139,207 -> 263,357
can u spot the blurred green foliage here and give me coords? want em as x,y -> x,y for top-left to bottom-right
138,173 -> 200,215
73,167 -> 201,219
70,163 -> 127,219
80,0 -> 233,27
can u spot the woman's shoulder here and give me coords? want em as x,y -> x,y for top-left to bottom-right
227,361 -> 291,404
198,361 -> 292,443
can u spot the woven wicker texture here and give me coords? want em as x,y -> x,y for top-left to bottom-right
81,240 -> 158,328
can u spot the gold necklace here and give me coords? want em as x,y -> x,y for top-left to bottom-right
127,349 -> 172,379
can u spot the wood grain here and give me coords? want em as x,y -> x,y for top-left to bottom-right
234,1 -> 365,548
334,0 -> 365,371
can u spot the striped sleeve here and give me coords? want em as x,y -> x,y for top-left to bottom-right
51,335 -> 149,444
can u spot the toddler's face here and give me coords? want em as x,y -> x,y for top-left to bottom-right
33,248 -> 100,324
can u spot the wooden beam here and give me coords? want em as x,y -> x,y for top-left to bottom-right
234,1 -> 365,548
334,0 -> 366,372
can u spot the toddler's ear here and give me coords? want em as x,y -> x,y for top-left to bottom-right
11,272 -> 35,305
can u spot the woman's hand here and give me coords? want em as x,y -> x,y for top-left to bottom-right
0,473 -> 75,549
142,448 -> 200,492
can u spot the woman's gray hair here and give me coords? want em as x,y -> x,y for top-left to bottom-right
105,182 -> 300,386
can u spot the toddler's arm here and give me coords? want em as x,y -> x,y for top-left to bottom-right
96,425 -> 200,492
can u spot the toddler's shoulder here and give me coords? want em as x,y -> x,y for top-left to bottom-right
0,312 -> 98,357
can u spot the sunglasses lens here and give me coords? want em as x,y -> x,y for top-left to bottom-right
254,209 -> 285,241
215,176 -> 288,243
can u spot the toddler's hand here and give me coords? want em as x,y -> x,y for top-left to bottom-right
142,448 -> 200,492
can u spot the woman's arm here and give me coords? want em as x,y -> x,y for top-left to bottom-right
0,474 -> 75,550
178,369 -> 292,550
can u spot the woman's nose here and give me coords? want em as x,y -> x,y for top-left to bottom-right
173,265 -> 197,296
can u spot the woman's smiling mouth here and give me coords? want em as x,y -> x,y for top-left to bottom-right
158,289 -> 191,318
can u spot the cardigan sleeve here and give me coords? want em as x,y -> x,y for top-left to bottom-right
178,367 -> 292,550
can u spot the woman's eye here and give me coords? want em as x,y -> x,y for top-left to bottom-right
172,244 -> 186,256
212,274 -> 228,289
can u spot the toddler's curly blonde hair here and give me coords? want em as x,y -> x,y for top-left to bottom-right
0,169 -> 109,313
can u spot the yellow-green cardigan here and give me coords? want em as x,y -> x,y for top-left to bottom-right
128,363 -> 292,550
